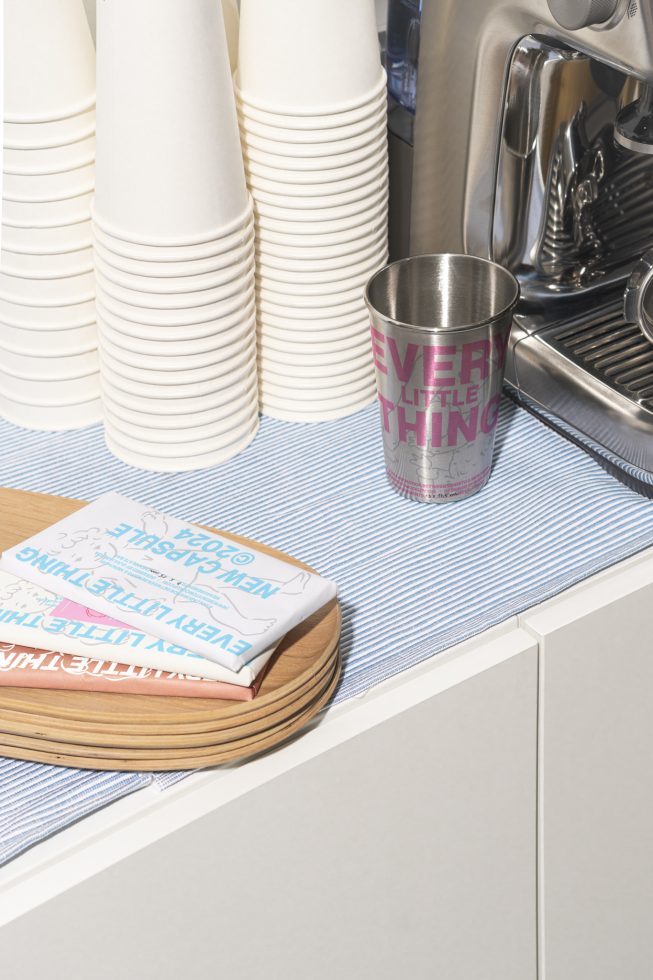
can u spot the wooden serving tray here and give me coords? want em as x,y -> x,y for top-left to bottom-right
0,488 -> 341,770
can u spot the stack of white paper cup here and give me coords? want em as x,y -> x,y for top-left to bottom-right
1,0 -> 99,431
237,0 -> 388,422
93,0 -> 258,472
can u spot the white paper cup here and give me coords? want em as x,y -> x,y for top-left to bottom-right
4,0 -> 95,124
236,80 -> 386,129
258,248 -> 387,286
95,0 -> 248,241
245,142 -> 386,186
237,0 -> 381,111
1,247 -> 94,278
0,296 -> 95,327
96,282 -> 255,328
247,153 -> 387,199
0,392 -> 102,431
102,379 -> 258,430
99,318 -> 256,371
259,388 -> 375,422
2,191 -> 94,229
0,318 -> 97,354
2,220 -> 92,255
258,352 -> 374,384
257,256 -> 385,293
254,185 -> 387,224
105,405 -> 258,456
259,347 -> 373,372
238,104 -> 386,152
3,165 -> 95,204
95,295 -> 256,344
257,233 -> 387,273
256,280 -> 367,309
252,175 -> 388,213
98,308 -> 255,358
93,234 -> 254,279
99,348 -> 257,398
0,366 -> 99,402
260,321 -> 371,352
221,0 -> 239,74
258,299 -> 368,327
104,393 -> 258,445
0,342 -> 98,378
91,205 -> 254,262
0,270 -> 95,306
99,333 -> 256,386
242,130 -> 386,174
256,218 -> 388,253
4,109 -> 96,151
94,251 -> 255,298
4,136 -> 96,177
102,371 -> 257,418
105,415 -> 259,472
96,265 -> 254,312
261,376 -> 376,404
260,363 -> 374,396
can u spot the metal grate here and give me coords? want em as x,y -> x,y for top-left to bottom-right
549,301 -> 653,410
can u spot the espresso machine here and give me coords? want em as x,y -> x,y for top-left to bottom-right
387,0 -> 653,495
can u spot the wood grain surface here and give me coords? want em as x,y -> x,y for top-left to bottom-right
0,488 -> 341,769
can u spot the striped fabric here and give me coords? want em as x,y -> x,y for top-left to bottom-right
1,399 -> 653,859
0,758 -> 149,866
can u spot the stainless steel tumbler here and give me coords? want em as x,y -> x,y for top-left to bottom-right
365,254 -> 519,503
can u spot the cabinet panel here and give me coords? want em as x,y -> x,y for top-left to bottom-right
2,635 -> 537,980
523,554 -> 653,980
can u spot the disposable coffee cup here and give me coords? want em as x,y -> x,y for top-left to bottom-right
104,416 -> 259,473
2,220 -> 92,255
243,132 -> 386,174
102,371 -> 257,417
95,0 -> 248,241
238,101 -> 386,150
253,173 -> 388,215
247,154 -> 387,199
4,108 -> 96,151
245,143 -> 387,185
4,136 -> 96,177
365,254 -> 519,504
258,250 -> 387,287
91,204 -> 254,262
254,184 -> 387,222
2,191 -> 94,229
0,318 -> 97,355
0,392 -> 102,432
95,295 -> 256,344
93,235 -> 254,280
3,165 -> 95,204
259,347 -> 372,372
4,0 -> 95,124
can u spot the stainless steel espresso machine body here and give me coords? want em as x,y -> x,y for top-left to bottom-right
387,0 -> 653,493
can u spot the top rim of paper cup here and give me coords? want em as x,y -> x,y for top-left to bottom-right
234,72 -> 386,119
91,197 -> 254,248
4,121 -> 96,152
4,95 -> 97,127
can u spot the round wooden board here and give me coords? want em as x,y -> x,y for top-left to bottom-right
0,658 -> 341,771
0,488 -> 342,770
0,645 -> 339,750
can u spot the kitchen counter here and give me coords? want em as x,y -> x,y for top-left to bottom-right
1,400 -> 653,979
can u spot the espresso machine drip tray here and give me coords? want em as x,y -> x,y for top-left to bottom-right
506,295 -> 653,496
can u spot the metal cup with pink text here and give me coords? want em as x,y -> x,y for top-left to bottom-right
365,254 -> 520,503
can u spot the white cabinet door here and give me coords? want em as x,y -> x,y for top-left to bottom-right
1,627 -> 537,980
522,550 -> 653,980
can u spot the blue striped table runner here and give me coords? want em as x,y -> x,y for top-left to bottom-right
1,400 -> 653,861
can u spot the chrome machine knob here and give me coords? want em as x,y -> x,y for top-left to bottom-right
624,249 -> 653,344
547,0 -> 619,30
